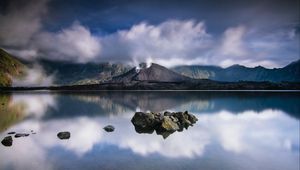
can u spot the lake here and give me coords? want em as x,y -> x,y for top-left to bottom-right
0,91 -> 299,170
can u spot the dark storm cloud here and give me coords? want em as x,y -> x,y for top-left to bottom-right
0,0 -> 299,68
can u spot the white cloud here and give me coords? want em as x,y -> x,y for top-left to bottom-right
12,64 -> 55,87
36,23 -> 101,63
100,20 -> 212,65
1,0 -> 298,69
219,25 -> 247,57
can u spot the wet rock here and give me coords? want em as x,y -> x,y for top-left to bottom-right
131,112 -> 162,134
161,116 -> 179,131
131,110 -> 197,138
57,131 -> 70,140
15,133 -> 29,138
103,125 -> 115,132
163,111 -> 173,116
1,136 -> 13,147
7,132 -> 16,135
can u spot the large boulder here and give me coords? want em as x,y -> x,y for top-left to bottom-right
131,111 -> 197,138
161,116 -> 180,131
131,112 -> 162,133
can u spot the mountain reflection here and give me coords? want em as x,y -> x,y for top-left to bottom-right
0,91 -> 299,170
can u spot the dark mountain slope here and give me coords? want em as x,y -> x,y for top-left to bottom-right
172,60 -> 300,82
34,59 -> 131,85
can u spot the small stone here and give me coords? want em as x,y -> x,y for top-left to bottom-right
103,125 -> 115,132
57,131 -> 70,140
15,133 -> 29,138
1,136 -> 13,147
7,132 -> 16,135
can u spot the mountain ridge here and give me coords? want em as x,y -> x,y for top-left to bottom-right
172,60 -> 300,82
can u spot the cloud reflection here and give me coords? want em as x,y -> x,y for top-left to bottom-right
1,109 -> 298,158
0,92 -> 299,170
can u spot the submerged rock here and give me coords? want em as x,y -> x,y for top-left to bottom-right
103,125 -> 115,132
57,131 -> 70,140
15,133 -> 29,138
1,136 -> 13,147
131,111 -> 197,139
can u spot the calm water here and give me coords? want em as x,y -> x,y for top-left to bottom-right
0,91 -> 299,170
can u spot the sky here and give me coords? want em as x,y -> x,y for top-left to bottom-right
0,0 -> 299,68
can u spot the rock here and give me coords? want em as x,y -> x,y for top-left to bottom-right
103,125 -> 115,132
163,111 -> 173,116
1,136 -> 13,147
7,132 -> 16,135
57,131 -> 70,140
15,133 -> 29,138
161,116 -> 180,131
131,112 -> 162,133
131,110 -> 198,138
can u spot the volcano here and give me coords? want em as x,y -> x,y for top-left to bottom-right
112,63 -> 192,83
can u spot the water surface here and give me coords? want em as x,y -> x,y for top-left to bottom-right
0,91 -> 299,170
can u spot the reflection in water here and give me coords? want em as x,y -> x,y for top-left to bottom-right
0,91 -> 299,170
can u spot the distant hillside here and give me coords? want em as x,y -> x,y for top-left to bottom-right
0,49 -> 26,86
112,63 -> 192,82
172,60 -> 300,82
35,59 -> 131,85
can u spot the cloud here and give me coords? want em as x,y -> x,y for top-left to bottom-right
0,0 -> 47,46
35,22 -> 101,63
0,0 -> 298,68
100,20 -> 212,65
12,64 -> 55,87
219,26 -> 247,57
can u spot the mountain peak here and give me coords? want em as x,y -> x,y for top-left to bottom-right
112,63 -> 191,83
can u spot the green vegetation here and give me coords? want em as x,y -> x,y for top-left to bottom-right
0,48 -> 26,86
0,94 -> 26,132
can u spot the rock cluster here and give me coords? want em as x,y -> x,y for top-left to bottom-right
131,111 -> 198,139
